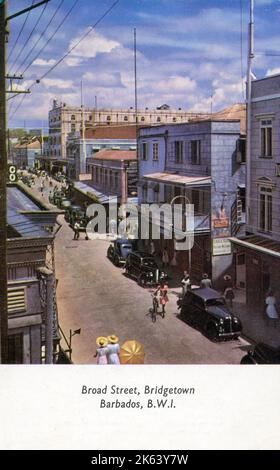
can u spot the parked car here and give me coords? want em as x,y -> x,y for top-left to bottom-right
177,287 -> 242,341
107,238 -> 135,266
125,251 -> 168,286
240,343 -> 280,364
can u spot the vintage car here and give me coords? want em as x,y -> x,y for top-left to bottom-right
177,287 -> 242,341
107,238 -> 135,266
240,343 -> 280,364
125,251 -> 168,286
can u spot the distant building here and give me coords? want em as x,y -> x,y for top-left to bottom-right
44,100 -> 211,173
13,138 -> 42,168
88,105 -> 210,127
66,125 -> 137,180
86,148 -> 138,204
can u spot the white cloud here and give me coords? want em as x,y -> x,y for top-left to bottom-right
42,78 -> 75,90
33,58 -> 56,67
156,75 -> 197,92
83,71 -> 124,88
67,30 -> 120,62
266,67 -> 280,76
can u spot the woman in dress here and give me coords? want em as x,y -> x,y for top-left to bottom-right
265,290 -> 279,328
160,282 -> 169,318
94,337 -> 109,365
107,335 -> 120,365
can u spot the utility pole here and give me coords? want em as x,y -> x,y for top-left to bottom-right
246,0 -> 254,226
81,80 -> 87,176
0,0 -> 8,363
134,28 -> 138,125
0,0 -> 51,364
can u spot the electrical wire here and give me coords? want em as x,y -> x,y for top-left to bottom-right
15,0 -> 65,76
8,0 -> 120,113
7,0 -> 35,62
35,0 -> 120,83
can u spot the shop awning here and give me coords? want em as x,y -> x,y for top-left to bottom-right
74,182 -> 118,204
230,235 -> 280,259
142,172 -> 211,187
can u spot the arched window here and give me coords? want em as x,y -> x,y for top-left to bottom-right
124,115 -> 128,121
157,117 -> 161,122
71,115 -> 76,120
141,116 -> 145,122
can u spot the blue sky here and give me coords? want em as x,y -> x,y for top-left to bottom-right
7,0 -> 280,129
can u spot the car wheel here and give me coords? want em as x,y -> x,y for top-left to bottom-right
206,323 -> 218,341
240,355 -> 255,365
114,255 -> 120,267
138,274 -> 147,287
107,248 -> 111,259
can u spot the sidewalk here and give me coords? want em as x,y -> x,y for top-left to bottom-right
231,289 -> 280,347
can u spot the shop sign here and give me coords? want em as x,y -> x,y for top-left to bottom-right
212,238 -> 232,256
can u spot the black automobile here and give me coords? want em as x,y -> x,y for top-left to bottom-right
240,343 -> 280,364
177,287 -> 242,341
125,251 -> 168,286
107,238 -> 135,266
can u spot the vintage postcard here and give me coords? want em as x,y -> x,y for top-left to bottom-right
0,0 -> 279,452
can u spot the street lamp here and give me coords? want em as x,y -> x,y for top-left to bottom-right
170,194 -> 192,275
68,328 -> 81,360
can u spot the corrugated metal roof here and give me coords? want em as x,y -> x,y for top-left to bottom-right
143,172 -> 211,187
74,182 -> 118,204
7,186 -> 41,212
7,209 -> 48,237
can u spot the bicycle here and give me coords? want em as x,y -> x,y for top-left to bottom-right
149,294 -> 159,323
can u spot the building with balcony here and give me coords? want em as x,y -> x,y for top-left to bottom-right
230,74 -> 280,311
138,119 -> 246,285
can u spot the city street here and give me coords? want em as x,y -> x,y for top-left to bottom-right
55,215 -> 251,364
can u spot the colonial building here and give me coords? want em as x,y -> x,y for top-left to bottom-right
86,148 -> 137,204
44,100 -> 210,172
230,74 -> 280,311
13,138 -> 42,168
66,125 -> 137,180
88,104 -> 210,127
7,184 -> 61,364
138,119 -> 246,286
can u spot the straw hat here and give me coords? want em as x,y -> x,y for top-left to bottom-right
96,336 -> 108,347
108,334 -> 119,344
223,274 -> 232,281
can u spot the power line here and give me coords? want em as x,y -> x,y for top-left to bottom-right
36,0 -> 120,83
9,0 -> 49,73
15,0 -> 65,76
7,0 -> 35,62
8,0 -> 120,116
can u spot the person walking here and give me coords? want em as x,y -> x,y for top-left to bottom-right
200,273 -> 212,289
181,271 -> 191,298
160,282 -> 169,318
162,247 -> 169,269
150,240 -> 156,257
265,291 -> 279,328
107,335 -> 120,364
94,337 -> 109,365
73,221 -> 80,240
223,274 -> 235,307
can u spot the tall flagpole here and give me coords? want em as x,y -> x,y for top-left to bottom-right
246,0 -> 254,226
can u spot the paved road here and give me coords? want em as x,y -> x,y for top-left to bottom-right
55,215 -> 250,364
